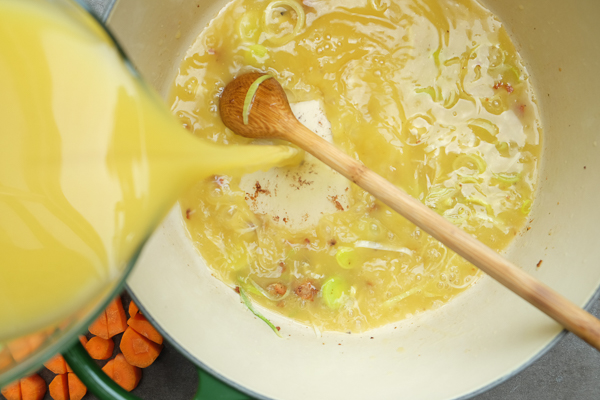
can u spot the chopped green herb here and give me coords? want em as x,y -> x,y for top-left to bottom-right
238,287 -> 282,337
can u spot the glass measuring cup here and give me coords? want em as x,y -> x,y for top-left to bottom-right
0,0 -> 270,397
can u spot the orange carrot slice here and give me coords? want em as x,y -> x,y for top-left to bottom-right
112,354 -> 142,392
20,374 -> 46,400
101,359 -> 114,377
120,327 -> 163,368
44,354 -> 68,375
79,336 -> 88,347
106,297 -> 128,338
7,338 -> 31,362
67,374 -> 86,400
1,380 -> 21,400
0,346 -> 14,370
89,310 -> 109,340
84,336 -> 114,360
26,333 -> 46,355
49,375 -> 69,400
128,301 -> 139,318
127,313 -> 163,345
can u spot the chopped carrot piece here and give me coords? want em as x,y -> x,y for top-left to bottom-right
84,336 -> 114,360
106,297 -> 128,338
1,380 -> 21,400
101,359 -> 114,377
89,311 -> 109,339
127,313 -> 163,345
49,375 -> 69,400
26,333 -> 46,355
44,354 -> 68,375
7,338 -> 31,362
112,354 -> 142,392
66,363 -> 73,373
67,374 -> 86,400
6,333 -> 48,364
0,346 -> 14,370
128,301 -> 139,318
120,327 -> 163,368
20,374 -> 46,400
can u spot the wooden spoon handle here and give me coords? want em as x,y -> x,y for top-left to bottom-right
285,120 -> 600,350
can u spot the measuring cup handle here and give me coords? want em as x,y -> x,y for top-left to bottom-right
64,341 -> 250,400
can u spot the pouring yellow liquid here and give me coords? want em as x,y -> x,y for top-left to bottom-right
0,0 -> 298,341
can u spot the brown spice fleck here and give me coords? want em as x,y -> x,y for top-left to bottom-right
246,181 -> 271,203
234,286 -> 240,294
328,195 -> 345,211
185,208 -> 195,219
329,239 -> 337,246
537,260 -> 543,268
493,81 -> 514,93
289,173 -> 314,189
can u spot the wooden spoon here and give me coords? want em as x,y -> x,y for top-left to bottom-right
220,72 -> 600,350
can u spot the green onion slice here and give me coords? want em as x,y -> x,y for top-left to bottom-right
521,199 -> 532,215
243,74 -> 273,125
321,277 -> 350,309
452,153 -> 487,175
335,247 -> 356,269
239,287 -> 282,337
264,0 -> 306,45
493,172 -> 521,184
465,197 -> 493,215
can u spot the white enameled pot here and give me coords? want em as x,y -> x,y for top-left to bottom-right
106,1 -> 600,399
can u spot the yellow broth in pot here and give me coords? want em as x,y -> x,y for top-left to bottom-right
171,0 -> 542,332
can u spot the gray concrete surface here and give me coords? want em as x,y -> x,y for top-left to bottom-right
60,1 -> 600,398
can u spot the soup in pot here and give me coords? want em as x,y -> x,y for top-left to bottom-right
171,0 -> 542,332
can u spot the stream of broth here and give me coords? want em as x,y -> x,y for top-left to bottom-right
173,0 -> 542,332
0,0 -> 298,341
